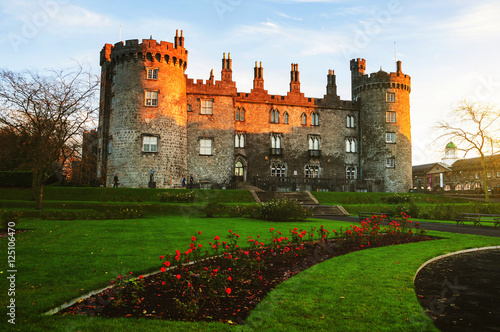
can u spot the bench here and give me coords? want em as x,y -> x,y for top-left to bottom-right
455,213 -> 500,228
357,212 -> 393,222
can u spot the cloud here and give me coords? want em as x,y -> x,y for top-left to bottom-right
424,2 -> 500,41
275,11 -> 303,21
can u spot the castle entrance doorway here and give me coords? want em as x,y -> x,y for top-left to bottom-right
235,161 -> 244,182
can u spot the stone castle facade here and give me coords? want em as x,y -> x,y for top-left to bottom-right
96,30 -> 412,192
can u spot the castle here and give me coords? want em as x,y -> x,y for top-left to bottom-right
96,30 -> 412,192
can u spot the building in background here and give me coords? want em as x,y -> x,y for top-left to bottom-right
96,30 -> 412,192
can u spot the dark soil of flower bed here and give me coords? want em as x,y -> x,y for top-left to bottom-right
59,235 -> 434,324
414,248 -> 500,332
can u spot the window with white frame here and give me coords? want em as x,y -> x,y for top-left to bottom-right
284,112 -> 289,124
345,137 -> 357,153
346,115 -> 355,128
271,163 -> 286,177
386,157 -> 395,168
147,68 -> 158,80
311,112 -> 319,126
145,91 -> 158,106
271,134 -> 282,155
201,100 -> 213,115
235,133 -> 245,148
445,185 -> 451,191
386,92 -> 395,102
455,184 -> 462,191
142,136 -> 158,152
199,137 -> 213,155
308,136 -> 320,150
386,132 -> 396,143
465,183 -> 471,190
301,113 -> 307,125
386,111 -> 396,123
346,165 -> 357,180
305,165 -> 319,178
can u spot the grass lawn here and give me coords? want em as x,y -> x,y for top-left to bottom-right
1,213 -> 500,331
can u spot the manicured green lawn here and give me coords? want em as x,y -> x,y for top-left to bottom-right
1,214 -> 499,331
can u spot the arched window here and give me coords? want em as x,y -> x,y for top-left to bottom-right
240,108 -> 245,121
271,163 -> 286,177
465,183 -> 471,190
301,113 -> 307,125
305,165 -> 319,178
270,108 -> 279,123
271,134 -> 282,155
235,161 -> 244,176
311,112 -> 319,126
235,134 -> 245,148
284,112 -> 289,124
455,184 -> 462,191
346,115 -> 355,128
346,138 -> 357,153
346,166 -> 357,180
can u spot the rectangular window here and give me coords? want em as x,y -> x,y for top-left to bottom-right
187,104 -> 192,112
386,111 -> 396,123
142,136 -> 158,152
271,163 -> 286,177
145,91 -> 158,106
386,92 -> 395,102
200,138 -> 213,155
201,100 -> 213,115
147,68 -> 158,79
386,157 -> 395,168
305,165 -> 320,178
386,132 -> 396,143
271,134 -> 282,155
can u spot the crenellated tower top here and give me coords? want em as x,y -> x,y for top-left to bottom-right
100,30 -> 188,71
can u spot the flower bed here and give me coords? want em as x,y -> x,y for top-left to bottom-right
58,215 -> 432,323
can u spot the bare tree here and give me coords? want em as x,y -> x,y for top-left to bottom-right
436,100 -> 500,203
0,65 -> 99,209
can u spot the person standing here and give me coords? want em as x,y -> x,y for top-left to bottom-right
181,175 -> 186,188
113,173 -> 119,188
189,174 -> 194,189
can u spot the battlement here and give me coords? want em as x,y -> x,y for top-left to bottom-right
100,30 -> 188,70
351,60 -> 411,94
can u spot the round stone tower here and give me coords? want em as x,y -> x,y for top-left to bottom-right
98,31 -> 188,188
350,59 -> 411,192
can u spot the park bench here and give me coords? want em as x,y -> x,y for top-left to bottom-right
455,213 -> 500,228
357,211 -> 393,222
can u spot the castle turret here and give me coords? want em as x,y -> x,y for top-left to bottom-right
97,31 -> 188,188
351,58 -> 412,192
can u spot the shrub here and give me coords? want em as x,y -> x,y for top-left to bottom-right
202,201 -> 226,218
249,199 -> 312,222
0,210 -> 22,229
392,201 -> 419,218
382,194 -> 414,204
158,191 -> 196,203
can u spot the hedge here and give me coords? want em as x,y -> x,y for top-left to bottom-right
0,171 -> 32,187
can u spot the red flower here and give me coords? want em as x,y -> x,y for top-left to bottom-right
198,244 -> 202,248
226,288 -> 231,295
139,275 -> 143,279
163,261 -> 171,267
228,276 -> 232,281
161,267 -> 166,272
198,230 -> 201,235
161,281 -> 166,285
159,255 -> 164,260
214,235 -> 220,241
229,229 -> 232,233
175,255 -> 180,261
176,274 -> 181,279
192,236 -> 196,242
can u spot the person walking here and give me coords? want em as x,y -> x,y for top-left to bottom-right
113,173 -> 119,188
181,175 -> 186,188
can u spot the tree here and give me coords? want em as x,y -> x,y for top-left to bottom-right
0,65 -> 99,209
436,100 -> 500,203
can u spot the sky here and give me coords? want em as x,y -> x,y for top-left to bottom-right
1,0 -> 499,165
